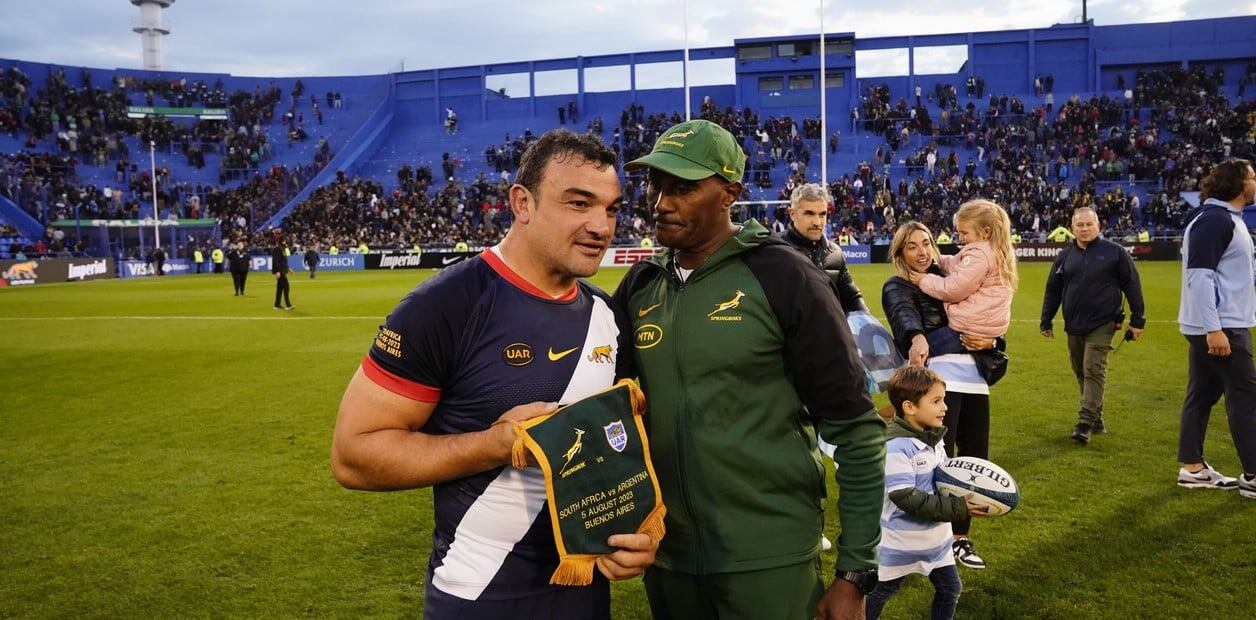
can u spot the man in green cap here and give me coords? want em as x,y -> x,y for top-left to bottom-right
612,119 -> 886,619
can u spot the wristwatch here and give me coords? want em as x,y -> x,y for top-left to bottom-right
837,568 -> 879,595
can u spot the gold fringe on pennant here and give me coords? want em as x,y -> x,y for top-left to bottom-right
636,503 -> 667,543
549,555 -> 598,586
622,379 -> 648,418
492,418 -> 531,469
509,433 -> 530,469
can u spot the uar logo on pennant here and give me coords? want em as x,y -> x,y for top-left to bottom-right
604,420 -> 628,452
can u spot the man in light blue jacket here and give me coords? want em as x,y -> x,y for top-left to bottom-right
1176,158 -> 1256,498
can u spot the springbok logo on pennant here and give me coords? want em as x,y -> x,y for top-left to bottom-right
603,420 -> 628,453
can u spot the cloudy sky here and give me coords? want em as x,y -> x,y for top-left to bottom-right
0,0 -> 1251,81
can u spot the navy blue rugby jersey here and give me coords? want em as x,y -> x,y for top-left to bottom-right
363,246 -> 632,601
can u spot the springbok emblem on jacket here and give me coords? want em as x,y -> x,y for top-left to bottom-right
708,290 -> 746,318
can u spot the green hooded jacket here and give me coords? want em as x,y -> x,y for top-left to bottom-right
613,219 -> 886,574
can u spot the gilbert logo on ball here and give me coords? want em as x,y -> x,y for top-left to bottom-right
934,456 -> 1020,516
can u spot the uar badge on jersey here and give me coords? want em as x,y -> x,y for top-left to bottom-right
504,379 -> 666,586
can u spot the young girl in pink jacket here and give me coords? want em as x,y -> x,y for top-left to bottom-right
914,200 -> 1019,354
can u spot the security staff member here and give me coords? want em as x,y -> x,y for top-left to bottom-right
1046,225 -> 1074,243
271,240 -> 293,310
227,241 -> 250,296
779,183 -> 869,314
211,246 -> 225,273
193,247 -> 205,273
1041,207 -> 1145,444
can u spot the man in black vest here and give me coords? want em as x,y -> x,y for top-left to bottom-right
304,245 -> 320,279
272,239 -> 293,310
778,183 -> 868,314
227,241 -> 250,296
1040,207 -> 1146,444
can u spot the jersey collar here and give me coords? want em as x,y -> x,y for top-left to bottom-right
483,246 -> 579,302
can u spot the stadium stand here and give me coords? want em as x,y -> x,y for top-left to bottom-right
1,15 -> 1253,258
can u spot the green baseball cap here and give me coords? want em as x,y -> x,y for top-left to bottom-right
624,119 -> 745,183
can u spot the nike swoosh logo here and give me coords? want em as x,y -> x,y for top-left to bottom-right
441,256 -> 462,265
638,303 -> 662,318
722,165 -> 738,175
547,347 -> 579,361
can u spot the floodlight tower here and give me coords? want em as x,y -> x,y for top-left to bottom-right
130,0 -> 174,70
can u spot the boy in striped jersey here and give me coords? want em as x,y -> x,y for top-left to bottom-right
867,366 -> 987,620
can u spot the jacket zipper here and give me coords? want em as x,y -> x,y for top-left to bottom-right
664,262 -> 704,573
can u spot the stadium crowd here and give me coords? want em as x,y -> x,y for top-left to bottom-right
3,65 -> 1253,255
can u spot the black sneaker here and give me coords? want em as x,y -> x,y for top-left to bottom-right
952,538 -> 986,569
1070,422 -> 1092,445
1092,419 -> 1106,435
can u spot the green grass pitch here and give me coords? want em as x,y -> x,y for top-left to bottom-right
0,262 -> 1250,618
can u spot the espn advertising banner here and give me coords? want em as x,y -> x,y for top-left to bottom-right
364,251 -> 477,270
1,257 -> 116,287
600,247 -> 658,267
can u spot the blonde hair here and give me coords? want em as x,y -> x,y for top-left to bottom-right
889,221 -> 940,281
954,199 -> 1018,290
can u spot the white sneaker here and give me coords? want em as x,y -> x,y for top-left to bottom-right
821,535 -> 833,552
1240,474 -> 1256,499
952,537 -> 986,569
1177,462 -> 1239,490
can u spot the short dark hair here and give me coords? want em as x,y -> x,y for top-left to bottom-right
515,129 -> 618,199
886,366 -> 945,417
1200,158 -> 1254,203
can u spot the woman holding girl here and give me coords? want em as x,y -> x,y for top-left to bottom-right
881,200 -> 1019,568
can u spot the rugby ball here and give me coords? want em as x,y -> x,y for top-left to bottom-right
934,456 -> 1020,516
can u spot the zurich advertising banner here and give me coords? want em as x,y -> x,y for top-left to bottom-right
290,254 -> 365,272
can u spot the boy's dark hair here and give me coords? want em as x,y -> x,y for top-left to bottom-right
1200,158 -> 1253,203
886,366 -> 946,417
515,129 -> 618,199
